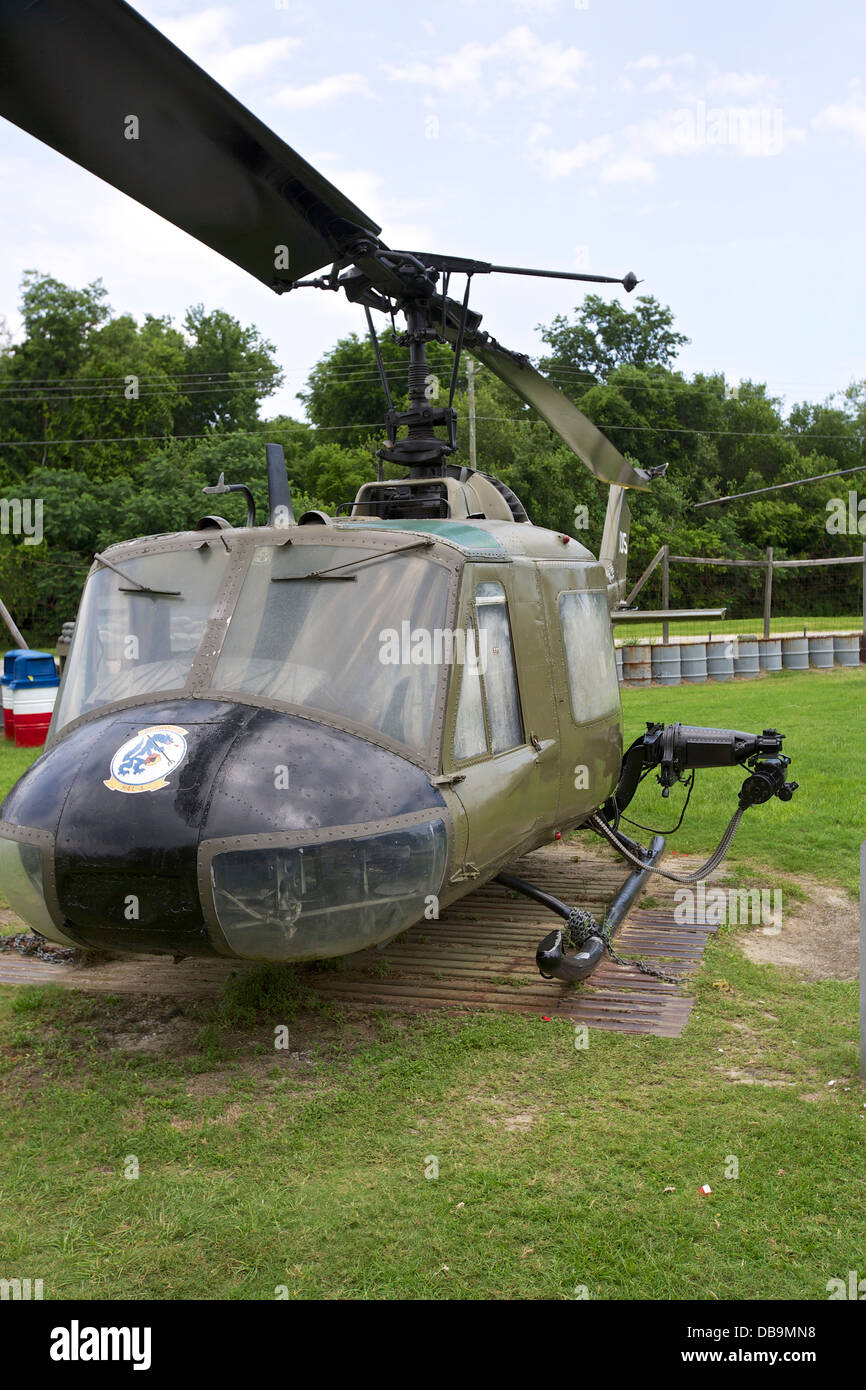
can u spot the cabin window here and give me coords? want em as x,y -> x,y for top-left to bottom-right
212,543 -> 451,756
54,545 -> 230,729
558,590 -> 619,724
454,581 -> 523,760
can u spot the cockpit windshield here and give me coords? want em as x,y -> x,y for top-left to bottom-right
54,545 -> 230,730
212,542 -> 451,754
53,537 -> 454,757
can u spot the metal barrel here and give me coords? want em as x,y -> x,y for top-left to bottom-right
808,635 -> 834,669
758,637 -> 782,672
833,633 -> 860,668
706,640 -> 734,682
622,643 -> 652,687
651,644 -> 681,686
733,635 -> 760,678
781,636 -> 809,670
615,645 -> 624,685
680,642 -> 708,684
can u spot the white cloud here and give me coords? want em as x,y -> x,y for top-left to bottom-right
622,101 -> 798,161
383,27 -> 586,103
623,112 -> 693,159
645,72 -> 675,95
272,73 -> 375,110
529,133 -> 611,178
308,162 -> 432,249
625,53 -> 694,72
601,154 -> 656,184
209,37 -> 299,87
706,71 -> 779,98
149,6 -> 297,87
620,53 -> 696,97
154,5 -> 234,56
527,121 -> 553,145
813,92 -> 866,145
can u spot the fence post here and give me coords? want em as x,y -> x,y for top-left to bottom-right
861,542 -> 866,663
662,545 -> 670,645
763,546 -> 773,639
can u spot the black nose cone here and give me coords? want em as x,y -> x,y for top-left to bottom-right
2,699 -> 444,957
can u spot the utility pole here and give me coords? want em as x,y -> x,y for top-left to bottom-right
467,355 -> 477,471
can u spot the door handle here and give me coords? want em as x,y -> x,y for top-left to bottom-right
530,733 -> 557,757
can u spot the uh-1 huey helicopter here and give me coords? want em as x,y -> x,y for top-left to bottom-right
0,0 -> 798,984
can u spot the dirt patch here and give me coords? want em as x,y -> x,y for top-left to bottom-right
736,875 -> 858,981
96,998 -> 197,1053
722,1067 -> 794,1088
502,1113 -> 536,1132
169,1100 -> 267,1131
464,1088 -> 539,1132
111,1015 -> 197,1053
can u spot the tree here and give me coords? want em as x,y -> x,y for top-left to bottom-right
0,274 -> 286,477
0,272 -> 110,468
173,305 -> 283,435
298,326 -> 456,448
538,293 -> 690,388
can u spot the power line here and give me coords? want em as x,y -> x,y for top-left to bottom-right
1,417 -> 865,450
0,424 -> 333,447
3,358 -> 862,401
0,368 -> 279,387
0,383 -> 282,404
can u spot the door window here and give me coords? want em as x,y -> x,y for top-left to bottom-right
558,589 -> 619,723
454,581 -> 523,760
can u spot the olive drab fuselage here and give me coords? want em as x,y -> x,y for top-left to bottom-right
0,518 -> 623,962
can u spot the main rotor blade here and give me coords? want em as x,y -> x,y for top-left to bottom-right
454,329 -> 652,491
0,0 -> 382,288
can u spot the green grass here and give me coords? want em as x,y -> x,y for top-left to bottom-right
0,742 -> 40,914
0,670 -> 863,1300
621,666 -> 865,895
0,950 -> 861,1300
0,740 -> 40,795
615,614 -> 861,642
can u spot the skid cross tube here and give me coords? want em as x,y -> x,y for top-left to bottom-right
496,833 -> 666,984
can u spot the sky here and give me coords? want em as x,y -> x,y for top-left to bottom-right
1,0 -> 863,431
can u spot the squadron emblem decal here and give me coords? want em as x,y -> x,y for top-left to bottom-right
104,724 -> 189,794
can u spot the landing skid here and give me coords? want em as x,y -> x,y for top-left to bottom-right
496,833 -> 666,984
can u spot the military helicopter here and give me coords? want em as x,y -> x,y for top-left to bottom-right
0,0 -> 798,983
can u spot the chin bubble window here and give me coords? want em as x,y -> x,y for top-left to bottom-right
208,818 -> 447,961
0,835 -> 73,944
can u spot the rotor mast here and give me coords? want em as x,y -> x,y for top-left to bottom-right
304,245 -> 646,484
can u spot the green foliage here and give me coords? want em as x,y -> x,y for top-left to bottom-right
298,326 -> 455,448
173,304 -> 283,436
539,292 -> 690,386
0,270 -> 863,642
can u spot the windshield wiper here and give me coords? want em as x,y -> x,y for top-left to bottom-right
272,536 -> 434,583
94,551 -> 182,598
